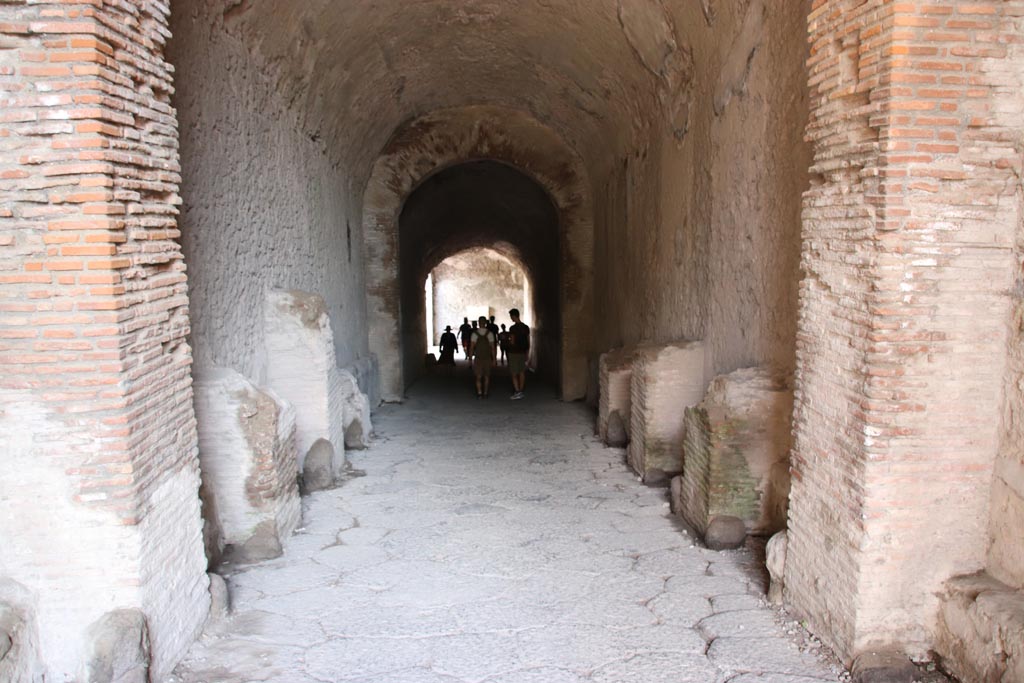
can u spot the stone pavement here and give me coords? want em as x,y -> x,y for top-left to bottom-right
170,371 -> 845,683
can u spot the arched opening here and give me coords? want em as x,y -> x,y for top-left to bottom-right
426,247 -> 530,351
398,161 -> 561,390
362,106 -> 593,403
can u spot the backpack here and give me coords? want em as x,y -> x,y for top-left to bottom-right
473,330 -> 494,358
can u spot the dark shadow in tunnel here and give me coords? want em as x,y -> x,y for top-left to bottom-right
398,160 -> 561,393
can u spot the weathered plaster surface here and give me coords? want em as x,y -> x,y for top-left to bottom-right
169,2 -> 369,385
592,0 -> 810,381
988,42 -> 1024,590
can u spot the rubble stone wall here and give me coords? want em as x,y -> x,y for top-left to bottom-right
0,1 -> 209,677
591,0 -> 812,381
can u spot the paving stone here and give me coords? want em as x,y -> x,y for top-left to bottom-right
711,593 -> 766,612
709,637 -> 835,677
698,609 -> 787,640
172,376 -> 841,682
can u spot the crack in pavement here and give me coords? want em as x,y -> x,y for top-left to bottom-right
171,377 -> 846,683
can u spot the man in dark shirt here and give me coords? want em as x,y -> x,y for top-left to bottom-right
458,317 -> 473,358
507,308 -> 530,400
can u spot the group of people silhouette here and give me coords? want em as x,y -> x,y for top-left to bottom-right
438,308 -> 530,399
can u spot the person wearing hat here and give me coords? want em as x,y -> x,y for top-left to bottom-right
438,324 -> 458,367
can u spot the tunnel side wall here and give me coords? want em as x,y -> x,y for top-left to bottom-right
591,0 -> 810,379
169,1 -> 370,385
988,15 -> 1024,592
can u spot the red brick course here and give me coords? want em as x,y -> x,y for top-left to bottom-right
790,0 -> 1023,661
0,0 -> 207,675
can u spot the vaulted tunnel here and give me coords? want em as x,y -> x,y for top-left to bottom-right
399,161 -> 561,391
3,0 -> 1023,680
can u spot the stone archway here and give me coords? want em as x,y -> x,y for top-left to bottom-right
362,106 -> 594,402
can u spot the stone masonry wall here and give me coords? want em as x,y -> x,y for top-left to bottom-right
788,0 -> 1023,661
591,0 -> 812,380
627,342 -> 709,481
0,1 -> 208,677
986,5 -> 1024,593
168,0 -> 370,385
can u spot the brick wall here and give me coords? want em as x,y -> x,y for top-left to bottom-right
0,0 -> 207,677
789,0 -> 1022,660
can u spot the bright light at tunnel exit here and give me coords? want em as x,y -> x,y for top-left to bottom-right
425,247 -> 531,348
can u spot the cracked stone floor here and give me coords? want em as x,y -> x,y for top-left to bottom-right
170,369 -> 847,683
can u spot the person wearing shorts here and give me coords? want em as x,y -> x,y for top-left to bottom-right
459,317 -> 473,358
470,316 -> 497,398
507,308 -> 530,400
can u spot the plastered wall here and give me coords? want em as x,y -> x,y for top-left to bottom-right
591,0 -> 811,380
989,58 -> 1024,589
169,1 -> 369,384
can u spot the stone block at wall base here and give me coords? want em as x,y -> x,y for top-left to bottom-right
936,572 -> 1024,683
598,347 -> 635,446
265,289 -> 347,470
766,530 -> 787,605
627,342 -> 708,480
331,368 -> 373,450
85,609 -> 149,683
0,589 -> 40,683
193,369 -> 301,565
300,438 -> 347,494
679,367 -> 792,539
346,356 -> 381,411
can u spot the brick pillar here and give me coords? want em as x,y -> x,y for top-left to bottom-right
788,0 -> 1023,660
0,1 -> 208,677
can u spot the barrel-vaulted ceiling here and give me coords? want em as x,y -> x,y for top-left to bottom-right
209,0 -> 693,184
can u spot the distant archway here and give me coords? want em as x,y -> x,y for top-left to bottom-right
362,106 -> 594,401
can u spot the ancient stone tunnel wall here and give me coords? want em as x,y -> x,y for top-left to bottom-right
591,0 -> 811,380
168,1 -> 369,385
988,22 -> 1024,592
